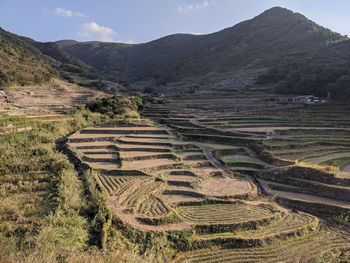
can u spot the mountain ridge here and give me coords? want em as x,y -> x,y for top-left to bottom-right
58,6 -> 345,84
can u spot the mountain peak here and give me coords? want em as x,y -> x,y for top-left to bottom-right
248,6 -> 340,40
263,6 -> 293,14
256,6 -> 304,21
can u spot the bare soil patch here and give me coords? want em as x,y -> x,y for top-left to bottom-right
200,177 -> 253,196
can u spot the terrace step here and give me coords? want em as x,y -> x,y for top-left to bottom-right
122,159 -> 178,170
124,135 -> 174,140
264,176 -> 350,202
121,153 -> 177,162
259,179 -> 350,216
191,212 -> 318,248
72,141 -> 115,149
116,145 -> 170,152
116,138 -> 173,147
100,170 -> 149,176
80,128 -> 168,135
163,120 -> 199,128
230,166 -> 260,172
167,175 -> 194,182
176,202 -> 276,233
168,170 -> 198,177
270,145 -> 350,156
82,150 -> 117,155
82,156 -> 120,163
163,186 -> 204,198
141,163 -> 184,173
68,136 -> 116,143
191,161 -> 215,169
167,179 -> 193,187
182,154 -> 207,161
84,162 -> 120,170
181,133 -> 261,146
258,166 -> 350,187
174,230 -> 350,262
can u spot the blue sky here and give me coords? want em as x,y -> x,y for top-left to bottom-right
0,0 -> 349,43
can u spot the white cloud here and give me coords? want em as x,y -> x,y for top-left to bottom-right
54,7 -> 86,17
191,32 -> 204,35
78,22 -> 117,42
177,0 -> 213,13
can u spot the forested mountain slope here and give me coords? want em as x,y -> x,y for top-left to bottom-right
0,27 -> 99,87
58,7 -> 345,83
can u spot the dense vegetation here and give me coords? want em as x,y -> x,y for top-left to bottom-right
256,40 -> 350,100
0,27 -> 101,87
35,42 -> 100,83
0,27 -> 55,86
86,94 -> 142,117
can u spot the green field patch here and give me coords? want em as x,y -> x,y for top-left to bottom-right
221,155 -> 267,169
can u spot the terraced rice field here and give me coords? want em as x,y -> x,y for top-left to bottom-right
176,202 -> 275,226
64,95 -> 350,261
67,125 -> 256,231
137,196 -> 170,217
220,155 -> 268,173
151,95 -> 350,218
232,212 -> 317,239
119,180 -> 164,209
137,94 -> 350,260
95,174 -> 147,195
199,177 -> 253,197
175,230 -> 350,263
193,212 -> 317,243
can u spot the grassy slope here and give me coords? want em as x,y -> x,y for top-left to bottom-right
0,27 -> 101,88
0,27 -> 56,86
0,95 -> 156,262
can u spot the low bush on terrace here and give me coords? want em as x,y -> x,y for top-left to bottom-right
86,94 -> 142,117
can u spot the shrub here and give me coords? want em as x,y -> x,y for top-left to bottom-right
86,94 -> 142,118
